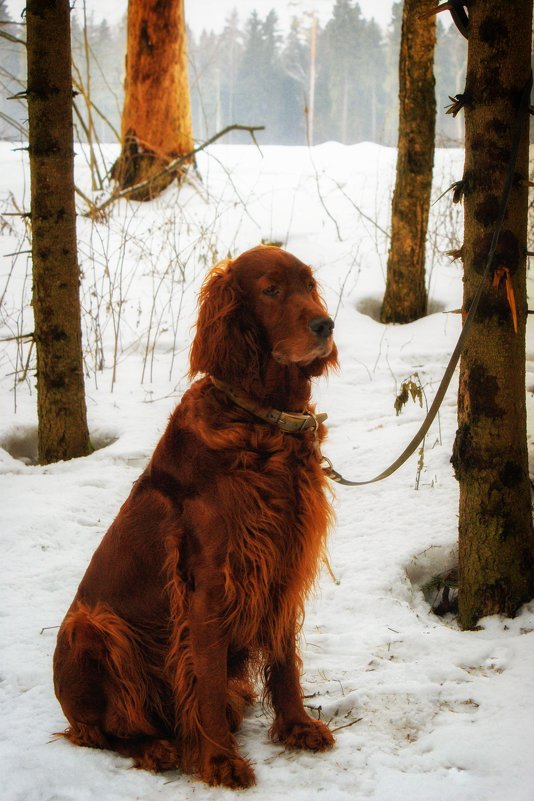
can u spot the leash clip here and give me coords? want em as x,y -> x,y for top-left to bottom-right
307,411 -> 319,433
319,454 -> 333,472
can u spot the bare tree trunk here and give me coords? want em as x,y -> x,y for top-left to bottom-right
26,0 -> 90,465
381,0 -> 436,324
114,0 -> 194,200
341,70 -> 348,144
451,0 -> 534,629
307,14 -> 317,146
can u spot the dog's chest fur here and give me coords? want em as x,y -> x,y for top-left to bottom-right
163,381 -> 332,655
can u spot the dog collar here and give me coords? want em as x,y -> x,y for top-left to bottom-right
210,377 -> 327,434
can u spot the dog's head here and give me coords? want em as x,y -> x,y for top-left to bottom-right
189,245 -> 337,386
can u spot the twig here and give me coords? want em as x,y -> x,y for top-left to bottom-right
307,148 -> 342,242
40,625 -> 60,635
74,183 -> 96,208
322,553 -> 338,583
18,337 -> 35,383
0,332 -> 33,342
81,0 -> 102,191
0,110 -> 27,137
330,176 -> 390,239
73,84 -> 120,142
0,29 -> 26,46
332,717 -> 363,733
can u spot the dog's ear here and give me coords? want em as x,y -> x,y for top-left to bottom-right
189,260 -> 261,384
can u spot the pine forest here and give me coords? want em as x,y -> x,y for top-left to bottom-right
0,0 -> 466,147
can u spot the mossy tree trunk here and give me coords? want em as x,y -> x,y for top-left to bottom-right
381,0 -> 436,324
114,0 -> 194,200
26,0 -> 90,465
451,0 -> 534,629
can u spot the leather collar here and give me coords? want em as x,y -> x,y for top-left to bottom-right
210,377 -> 327,434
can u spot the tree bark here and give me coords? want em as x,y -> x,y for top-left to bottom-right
451,0 -> 534,629
381,0 -> 436,324
26,0 -> 90,464
114,0 -> 194,200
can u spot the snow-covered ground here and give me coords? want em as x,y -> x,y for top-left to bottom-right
1,140 -> 533,801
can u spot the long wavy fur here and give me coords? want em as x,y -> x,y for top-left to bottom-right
53,247 -> 336,789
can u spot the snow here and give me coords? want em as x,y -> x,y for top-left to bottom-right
1,139 -> 533,801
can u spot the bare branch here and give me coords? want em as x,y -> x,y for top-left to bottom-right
0,332 -> 34,342
0,29 -> 26,46
89,124 -> 265,216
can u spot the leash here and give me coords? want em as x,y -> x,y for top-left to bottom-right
322,75 -> 531,487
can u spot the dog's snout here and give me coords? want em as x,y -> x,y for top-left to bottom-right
309,316 -> 334,340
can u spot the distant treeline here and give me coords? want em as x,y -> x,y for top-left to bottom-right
0,0 -> 466,146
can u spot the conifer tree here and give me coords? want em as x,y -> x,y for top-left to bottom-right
26,0 -> 90,463
451,0 -> 534,629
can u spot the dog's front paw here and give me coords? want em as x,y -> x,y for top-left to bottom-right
202,752 -> 256,789
272,718 -> 335,752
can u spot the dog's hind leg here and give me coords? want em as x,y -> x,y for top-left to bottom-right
53,600 -> 179,771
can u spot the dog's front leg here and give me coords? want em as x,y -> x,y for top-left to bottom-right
267,632 -> 335,752
189,566 -> 255,789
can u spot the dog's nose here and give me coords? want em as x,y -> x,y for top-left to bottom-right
309,316 -> 334,340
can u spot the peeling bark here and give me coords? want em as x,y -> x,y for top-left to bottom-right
114,0 -> 194,200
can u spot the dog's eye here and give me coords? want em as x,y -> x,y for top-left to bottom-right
307,281 -> 316,292
262,285 -> 280,297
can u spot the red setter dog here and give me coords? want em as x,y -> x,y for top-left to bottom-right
53,245 -> 337,789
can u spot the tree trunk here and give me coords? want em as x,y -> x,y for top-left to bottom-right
307,14 -> 317,146
381,0 -> 436,324
451,0 -> 534,629
114,0 -> 194,200
26,0 -> 91,465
